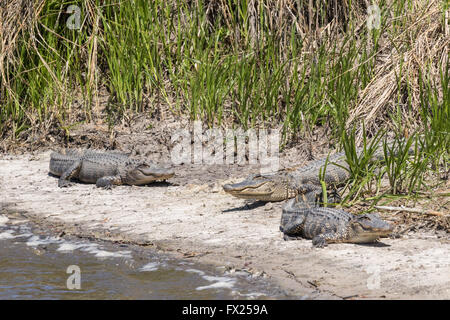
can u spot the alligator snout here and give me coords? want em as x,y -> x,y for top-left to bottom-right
144,167 -> 174,178
223,183 -> 235,192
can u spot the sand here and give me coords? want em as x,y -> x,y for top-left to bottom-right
0,150 -> 449,299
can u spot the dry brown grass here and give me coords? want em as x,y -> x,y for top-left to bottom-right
0,0 -> 44,106
347,0 -> 449,142
0,0 -> 447,146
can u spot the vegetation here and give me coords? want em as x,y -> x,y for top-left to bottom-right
0,0 -> 448,204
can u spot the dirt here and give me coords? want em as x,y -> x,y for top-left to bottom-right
0,119 -> 449,299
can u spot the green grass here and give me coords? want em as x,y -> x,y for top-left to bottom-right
0,0 -> 448,200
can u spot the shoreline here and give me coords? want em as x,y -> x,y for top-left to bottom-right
1,151 -> 449,299
0,212 -> 289,299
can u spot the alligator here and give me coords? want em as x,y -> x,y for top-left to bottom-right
280,197 -> 393,247
223,150 -> 355,202
223,142 -> 411,203
49,149 -> 174,188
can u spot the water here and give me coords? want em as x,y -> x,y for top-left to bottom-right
0,214 -> 288,299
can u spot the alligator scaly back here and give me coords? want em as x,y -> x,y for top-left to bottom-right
49,149 -> 174,188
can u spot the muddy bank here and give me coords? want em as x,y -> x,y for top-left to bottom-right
1,149 -> 449,299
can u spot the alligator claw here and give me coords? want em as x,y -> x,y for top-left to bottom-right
283,234 -> 302,241
58,180 -> 73,188
312,237 -> 327,248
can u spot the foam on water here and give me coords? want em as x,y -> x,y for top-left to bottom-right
13,232 -> 34,239
2,224 -> 133,260
0,215 -> 9,226
0,230 -> 15,240
196,275 -> 236,291
231,290 -> 266,299
139,262 -> 160,272
26,235 -> 63,247
56,241 -> 133,259
80,243 -> 132,259
57,243 -> 88,252
93,249 -> 132,259
185,268 -> 206,276
186,269 -> 238,291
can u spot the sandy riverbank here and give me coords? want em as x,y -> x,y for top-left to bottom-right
1,150 -> 449,299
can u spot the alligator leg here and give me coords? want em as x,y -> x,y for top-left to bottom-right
95,176 -> 123,189
283,234 -> 304,241
281,222 -> 304,235
326,189 -> 342,205
311,235 -> 328,248
297,184 -> 342,207
280,215 -> 306,240
312,189 -> 342,207
58,161 -> 81,187
296,184 -> 323,204
312,232 -> 343,248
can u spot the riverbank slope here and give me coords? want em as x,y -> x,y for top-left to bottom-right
1,151 -> 449,299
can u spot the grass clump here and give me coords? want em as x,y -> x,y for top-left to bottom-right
0,1 -> 448,195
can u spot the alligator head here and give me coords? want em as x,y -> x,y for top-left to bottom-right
348,213 -> 394,243
123,162 -> 174,185
223,174 -> 297,202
